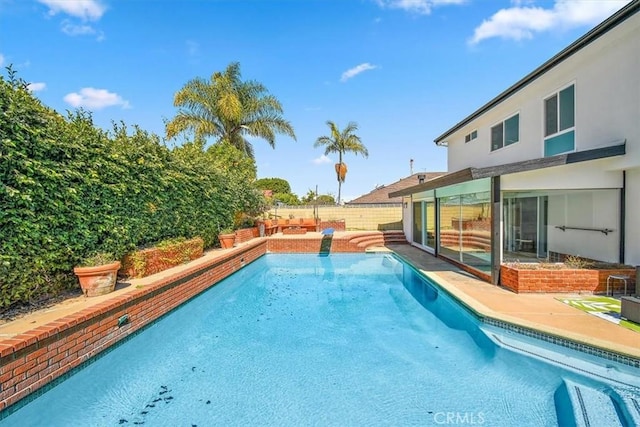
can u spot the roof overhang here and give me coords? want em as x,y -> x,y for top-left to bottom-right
389,142 -> 626,198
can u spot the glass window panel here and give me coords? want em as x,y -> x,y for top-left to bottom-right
491,123 -> 503,151
544,95 -> 558,136
460,190 -> 491,271
504,114 -> 519,146
471,130 -> 477,139
559,85 -> 575,131
412,202 -> 422,245
544,130 -> 575,156
465,134 -> 471,143
438,195 -> 461,261
426,201 -> 436,249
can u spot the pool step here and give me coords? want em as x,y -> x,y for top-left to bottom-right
619,394 -> 640,427
349,231 -> 407,249
556,379 -> 637,427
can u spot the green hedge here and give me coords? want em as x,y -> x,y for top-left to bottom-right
0,70 -> 264,309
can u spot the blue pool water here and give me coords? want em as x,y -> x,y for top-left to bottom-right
1,253 -> 639,426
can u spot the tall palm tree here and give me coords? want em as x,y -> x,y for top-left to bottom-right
314,121 -> 368,204
165,62 -> 296,159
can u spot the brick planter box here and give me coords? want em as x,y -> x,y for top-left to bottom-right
235,227 -> 258,244
500,264 -> 636,294
319,220 -> 345,231
282,227 -> 307,235
121,237 -> 204,278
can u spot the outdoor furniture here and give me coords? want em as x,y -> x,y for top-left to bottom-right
621,296 -> 640,324
606,274 -> 629,296
279,218 -> 319,233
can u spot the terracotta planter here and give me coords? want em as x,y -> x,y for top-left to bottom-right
219,233 -> 235,249
73,261 -> 121,297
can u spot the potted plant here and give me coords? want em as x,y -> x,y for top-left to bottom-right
218,228 -> 236,249
73,252 -> 121,297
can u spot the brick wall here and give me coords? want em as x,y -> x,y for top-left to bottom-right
121,237 -> 204,278
235,228 -> 258,244
266,234 -> 362,253
0,241 -> 267,411
0,233 -> 390,411
500,265 -> 637,294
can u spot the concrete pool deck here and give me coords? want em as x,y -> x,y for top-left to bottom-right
388,244 -> 640,360
1,237 -> 638,361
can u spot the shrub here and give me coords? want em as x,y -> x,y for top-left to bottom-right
563,255 -> 593,269
0,69 -> 265,310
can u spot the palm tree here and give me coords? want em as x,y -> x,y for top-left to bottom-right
314,121 -> 368,204
165,62 -> 296,159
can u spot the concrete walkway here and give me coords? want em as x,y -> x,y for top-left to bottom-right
388,244 -> 640,360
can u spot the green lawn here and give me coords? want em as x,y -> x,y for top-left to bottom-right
558,296 -> 640,333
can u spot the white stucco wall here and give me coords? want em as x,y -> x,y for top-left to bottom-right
501,158 -> 623,191
403,196 -> 412,241
445,11 -> 640,173
547,190 -> 620,263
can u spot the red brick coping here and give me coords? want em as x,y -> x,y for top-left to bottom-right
0,240 -> 267,411
0,232 -> 399,412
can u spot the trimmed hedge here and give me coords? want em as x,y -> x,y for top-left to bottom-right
0,70 -> 264,309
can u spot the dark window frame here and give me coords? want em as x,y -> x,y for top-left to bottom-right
491,113 -> 519,152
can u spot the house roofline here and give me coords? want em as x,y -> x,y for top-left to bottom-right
389,142 -> 626,198
433,0 -> 640,145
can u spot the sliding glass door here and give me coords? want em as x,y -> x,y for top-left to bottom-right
503,195 -> 548,259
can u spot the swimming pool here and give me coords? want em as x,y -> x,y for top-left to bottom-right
1,253 -> 638,426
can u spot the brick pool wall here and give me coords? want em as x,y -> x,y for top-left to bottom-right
267,234 -> 364,253
0,240 -> 267,411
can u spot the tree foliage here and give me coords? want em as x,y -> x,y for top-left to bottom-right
0,68 -> 265,310
301,190 -> 335,205
165,62 -> 297,159
255,177 -> 292,194
314,120 -> 368,204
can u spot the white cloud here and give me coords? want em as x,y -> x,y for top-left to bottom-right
27,82 -> 46,92
63,87 -> 131,110
61,20 -> 96,36
313,155 -> 332,165
340,63 -> 378,82
469,0 -> 631,45
375,0 -> 465,15
38,0 -> 106,21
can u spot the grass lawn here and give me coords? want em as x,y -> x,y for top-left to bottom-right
557,295 -> 640,333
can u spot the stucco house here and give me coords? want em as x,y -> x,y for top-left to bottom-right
390,1 -> 640,284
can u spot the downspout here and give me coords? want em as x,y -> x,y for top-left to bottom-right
620,170 -> 626,263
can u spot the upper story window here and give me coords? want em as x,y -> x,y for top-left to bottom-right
544,84 -> 574,136
491,114 -> 519,151
544,84 -> 575,156
464,130 -> 477,143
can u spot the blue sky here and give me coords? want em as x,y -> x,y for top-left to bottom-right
0,0 -> 631,201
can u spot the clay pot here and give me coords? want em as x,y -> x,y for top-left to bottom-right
73,261 -> 121,297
